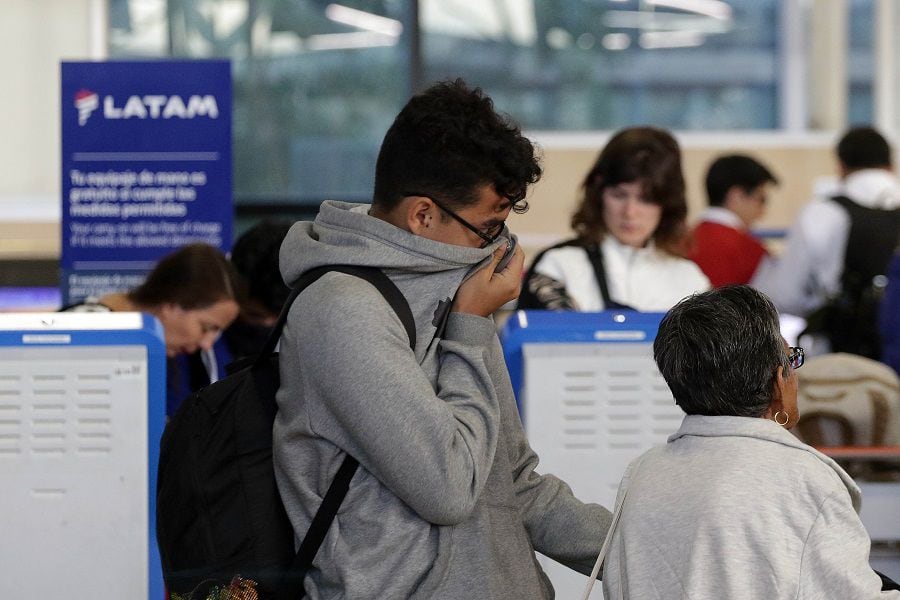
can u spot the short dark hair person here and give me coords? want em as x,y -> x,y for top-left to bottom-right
837,126 -> 892,171
230,218 -> 293,317
705,154 -> 779,207
372,78 -> 541,214
653,285 -> 792,418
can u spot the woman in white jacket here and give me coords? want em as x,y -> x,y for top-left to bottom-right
518,126 -> 709,311
600,285 -> 899,599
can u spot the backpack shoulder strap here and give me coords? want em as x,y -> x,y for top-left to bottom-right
583,243 -> 614,308
273,265 -> 415,598
257,265 -> 416,363
321,265 -> 416,352
583,243 -> 636,311
579,451 -> 648,600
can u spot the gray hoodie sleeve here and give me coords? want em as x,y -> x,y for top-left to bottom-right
486,336 -> 613,574
291,274 -> 500,525
798,491 -> 900,599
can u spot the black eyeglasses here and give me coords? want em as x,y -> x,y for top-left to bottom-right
788,346 -> 804,370
404,191 -> 504,247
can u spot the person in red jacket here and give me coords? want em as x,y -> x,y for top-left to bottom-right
690,154 -> 779,287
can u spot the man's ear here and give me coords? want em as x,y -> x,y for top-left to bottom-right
722,185 -> 744,211
406,196 -> 438,236
764,365 -> 787,420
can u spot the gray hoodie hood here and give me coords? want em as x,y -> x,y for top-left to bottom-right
279,200 -> 512,358
841,168 -> 900,210
280,200 -> 504,284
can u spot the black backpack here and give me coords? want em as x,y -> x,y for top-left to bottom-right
803,196 -> 900,359
156,265 -> 415,600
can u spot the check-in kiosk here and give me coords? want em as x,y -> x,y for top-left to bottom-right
501,310 -> 680,599
0,312 -> 165,599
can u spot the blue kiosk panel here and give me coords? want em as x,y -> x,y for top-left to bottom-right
501,309 -> 666,409
499,309 -> 677,600
0,312 -> 166,599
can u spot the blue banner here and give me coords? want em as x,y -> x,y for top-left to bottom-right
60,60 -> 232,304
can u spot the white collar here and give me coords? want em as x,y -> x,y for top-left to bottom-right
671,414 -> 861,510
841,169 -> 900,210
602,233 -> 656,258
698,206 -> 745,230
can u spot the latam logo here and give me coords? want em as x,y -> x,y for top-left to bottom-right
74,90 -> 99,125
74,89 -> 219,126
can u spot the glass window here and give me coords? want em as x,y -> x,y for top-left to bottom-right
107,0 -> 881,212
421,0 -> 780,130
109,0 -> 411,209
847,0 -> 874,125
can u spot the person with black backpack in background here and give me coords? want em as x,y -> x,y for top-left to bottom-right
273,79 -> 612,599
754,126 -> 900,358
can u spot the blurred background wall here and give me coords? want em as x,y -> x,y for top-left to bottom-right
3,0 -> 899,267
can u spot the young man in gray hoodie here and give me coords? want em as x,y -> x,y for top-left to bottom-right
273,79 -> 611,599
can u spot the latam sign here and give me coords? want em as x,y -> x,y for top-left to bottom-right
75,90 -> 219,126
61,60 -> 232,308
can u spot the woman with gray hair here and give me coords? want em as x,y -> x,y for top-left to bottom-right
598,285 -> 899,599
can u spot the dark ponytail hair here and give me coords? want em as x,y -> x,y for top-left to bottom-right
128,243 -> 245,310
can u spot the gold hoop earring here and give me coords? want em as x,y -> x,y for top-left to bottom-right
774,411 -> 789,426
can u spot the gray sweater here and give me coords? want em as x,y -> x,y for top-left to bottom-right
273,201 -> 611,599
602,415 -> 900,599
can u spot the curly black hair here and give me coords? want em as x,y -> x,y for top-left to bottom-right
373,78 -> 541,214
